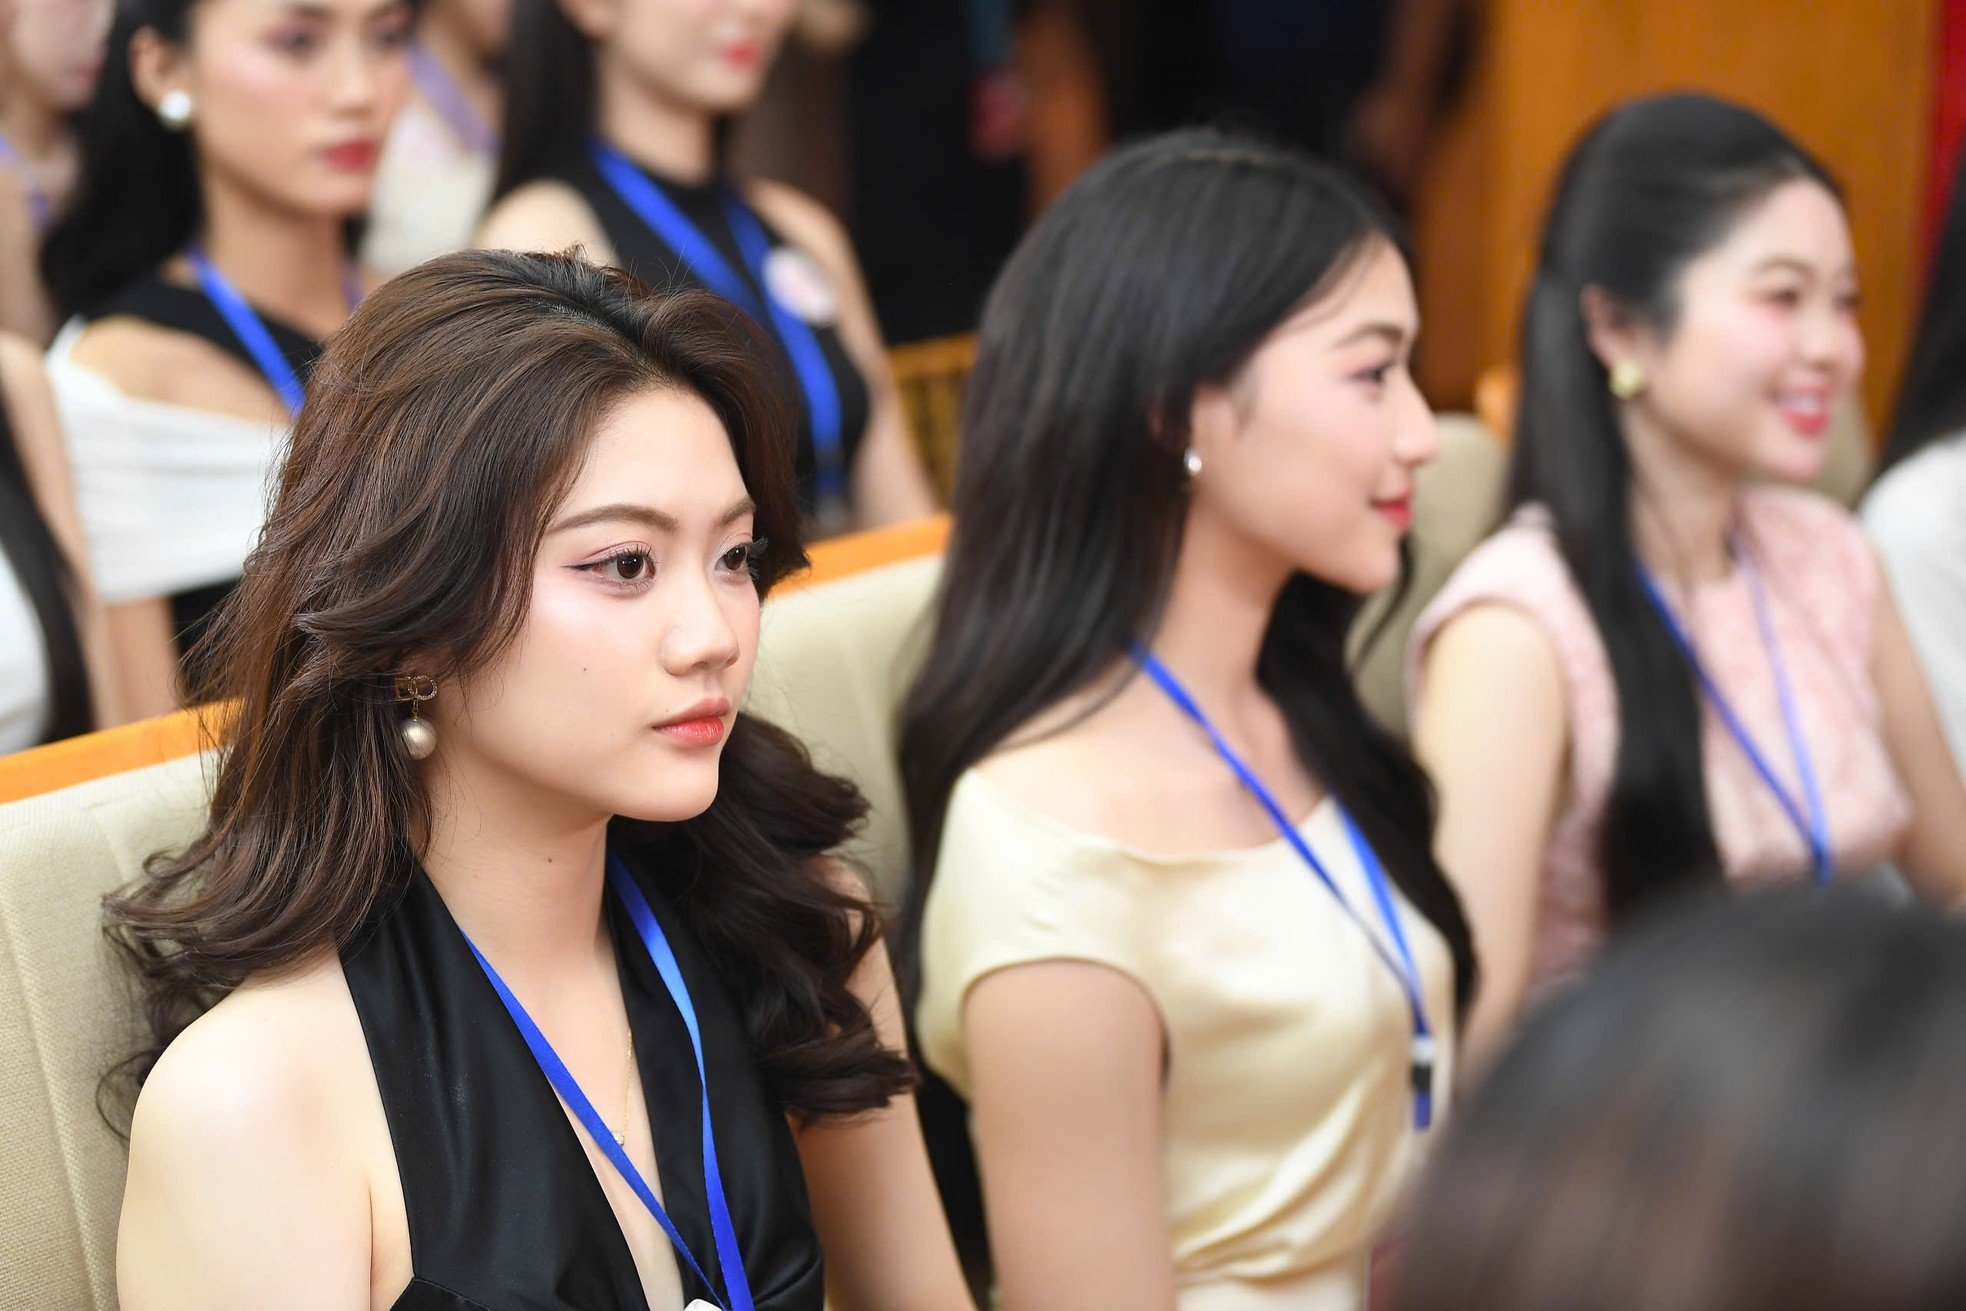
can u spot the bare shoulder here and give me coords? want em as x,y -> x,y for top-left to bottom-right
66,315 -> 284,420
1427,598 -> 1565,671
131,953 -> 369,1155
975,671 -> 1198,840
1421,599 -> 1567,715
475,180 -> 616,263
746,179 -> 856,270
120,954 -> 386,1308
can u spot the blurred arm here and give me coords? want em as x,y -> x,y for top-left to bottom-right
1412,601 -> 1569,1074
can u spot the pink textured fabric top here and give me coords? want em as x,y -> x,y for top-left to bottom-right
1410,486 -> 1910,1000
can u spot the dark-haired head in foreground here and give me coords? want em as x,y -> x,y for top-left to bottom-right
1393,886 -> 1966,1311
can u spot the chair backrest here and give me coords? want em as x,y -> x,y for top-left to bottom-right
745,555 -> 943,904
888,334 -> 977,503
0,751 -> 212,1310
0,517 -> 949,1311
1354,412 -> 1510,737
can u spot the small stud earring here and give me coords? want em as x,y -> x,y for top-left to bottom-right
157,90 -> 194,131
394,674 -> 438,760
1608,361 -> 1647,401
1182,448 -> 1203,477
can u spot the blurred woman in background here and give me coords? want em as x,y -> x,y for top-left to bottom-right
0,0 -> 112,339
40,0 -> 409,717
901,128 -> 1475,1311
0,331 -> 118,750
477,0 -> 936,532
1391,886 -> 1966,1311
1862,139 -> 1966,781
360,0 -> 507,274
1412,93 -> 1966,1069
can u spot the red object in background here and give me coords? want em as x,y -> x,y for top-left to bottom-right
1925,0 -> 1966,264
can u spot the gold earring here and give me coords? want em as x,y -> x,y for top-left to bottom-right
394,674 -> 438,760
1608,361 -> 1647,401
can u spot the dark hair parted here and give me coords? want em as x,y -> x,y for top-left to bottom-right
1392,886 -> 1966,1311
1508,93 -> 1838,922
40,0 -> 201,321
0,392 -> 93,741
898,127 -> 1477,1003
103,250 -> 911,1119
1882,138 -> 1966,479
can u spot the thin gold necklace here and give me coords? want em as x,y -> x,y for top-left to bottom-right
610,1028 -> 638,1148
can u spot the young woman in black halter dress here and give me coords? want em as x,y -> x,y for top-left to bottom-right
40,0 -> 411,716
110,250 -> 972,1310
476,0 -> 937,534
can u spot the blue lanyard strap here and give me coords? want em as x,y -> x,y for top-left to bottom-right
0,131 -> 50,230
1637,552 -> 1832,885
410,43 -> 498,156
1133,647 -> 1438,1130
587,140 -> 846,506
186,246 -> 363,419
460,854 -> 755,1311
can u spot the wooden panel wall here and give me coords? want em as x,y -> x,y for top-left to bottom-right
1413,0 -> 1937,429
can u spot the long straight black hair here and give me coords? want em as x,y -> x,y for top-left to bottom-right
1509,93 -> 1839,921
1881,137 -> 1966,480
0,392 -> 93,741
898,128 -> 1476,1005
491,0 -> 594,199
40,0 -> 202,322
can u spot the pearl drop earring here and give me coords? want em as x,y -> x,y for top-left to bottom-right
394,674 -> 438,761
157,90 -> 194,131
1182,448 -> 1203,477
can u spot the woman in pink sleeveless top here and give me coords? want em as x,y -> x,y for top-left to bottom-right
1410,94 -> 1966,1068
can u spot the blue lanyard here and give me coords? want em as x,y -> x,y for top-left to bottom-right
587,140 -> 846,507
460,852 -> 754,1311
0,131 -> 51,230
410,43 -> 498,156
1638,551 -> 1832,884
1134,647 -> 1438,1130
187,245 -> 363,419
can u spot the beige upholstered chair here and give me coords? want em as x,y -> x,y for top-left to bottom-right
0,751 -> 210,1309
746,556 -> 942,904
1353,413 -> 1510,737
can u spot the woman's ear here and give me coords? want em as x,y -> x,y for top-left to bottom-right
1580,284 -> 1657,377
1184,380 -> 1240,470
128,25 -> 192,116
553,0 -> 615,43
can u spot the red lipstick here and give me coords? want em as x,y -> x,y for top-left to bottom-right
322,141 -> 379,172
655,697 -> 732,748
1372,495 -> 1414,530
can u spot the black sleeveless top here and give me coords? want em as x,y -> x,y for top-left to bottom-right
554,152 -> 873,516
340,847 -> 827,1310
82,277 -> 323,680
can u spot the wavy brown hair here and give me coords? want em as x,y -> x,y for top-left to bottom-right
103,249 -> 911,1120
